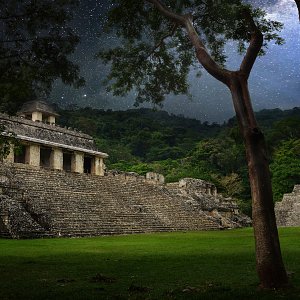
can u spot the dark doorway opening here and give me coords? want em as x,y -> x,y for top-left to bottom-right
14,145 -> 26,163
84,156 -> 92,174
40,148 -> 52,168
63,152 -> 72,172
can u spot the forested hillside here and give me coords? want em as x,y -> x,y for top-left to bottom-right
59,107 -> 300,215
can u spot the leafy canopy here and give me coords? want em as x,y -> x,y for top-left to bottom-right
99,0 -> 283,106
0,0 -> 84,113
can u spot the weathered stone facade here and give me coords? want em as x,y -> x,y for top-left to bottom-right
275,185 -> 300,227
166,178 -> 251,228
1,101 -> 108,175
0,163 -> 251,238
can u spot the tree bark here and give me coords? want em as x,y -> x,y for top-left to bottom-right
229,72 -> 288,289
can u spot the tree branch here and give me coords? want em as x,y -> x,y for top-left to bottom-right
144,23 -> 178,60
239,10 -> 263,79
145,0 -> 230,85
183,15 -> 230,86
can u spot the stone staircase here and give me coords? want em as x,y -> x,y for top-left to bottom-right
0,163 -> 222,238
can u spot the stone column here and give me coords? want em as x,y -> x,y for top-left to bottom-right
92,156 -> 105,176
25,144 -> 40,167
71,152 -> 84,173
50,148 -> 63,170
3,143 -> 14,163
48,115 -> 56,124
32,111 -> 43,122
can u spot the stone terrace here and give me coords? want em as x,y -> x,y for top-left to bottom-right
0,163 -> 223,238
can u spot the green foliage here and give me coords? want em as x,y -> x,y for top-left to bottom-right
0,0 -> 84,113
0,123 -> 19,162
270,139 -> 300,202
59,107 -> 221,164
218,173 -> 244,198
99,0 -> 283,105
0,126 -> 11,161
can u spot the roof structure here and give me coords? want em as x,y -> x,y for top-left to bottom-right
0,112 -> 108,158
17,100 -> 60,117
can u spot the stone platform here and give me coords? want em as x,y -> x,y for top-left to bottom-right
0,163 -> 250,238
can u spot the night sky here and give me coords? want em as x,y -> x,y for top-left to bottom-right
50,0 -> 300,123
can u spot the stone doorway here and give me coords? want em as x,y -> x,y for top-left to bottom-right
84,156 -> 92,174
63,152 -> 72,172
40,147 -> 52,168
14,145 -> 26,163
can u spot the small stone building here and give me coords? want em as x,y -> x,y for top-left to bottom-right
0,100 -> 108,175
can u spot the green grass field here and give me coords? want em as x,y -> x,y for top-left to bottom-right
0,228 -> 299,300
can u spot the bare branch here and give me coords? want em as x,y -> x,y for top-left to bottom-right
145,0 -> 186,25
239,10 -> 263,79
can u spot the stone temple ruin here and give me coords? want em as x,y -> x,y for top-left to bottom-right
1,100 -> 107,175
275,185 -> 300,227
0,101 -> 251,238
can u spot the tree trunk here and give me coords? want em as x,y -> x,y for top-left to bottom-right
229,72 -> 288,289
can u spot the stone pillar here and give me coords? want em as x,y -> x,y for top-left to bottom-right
71,152 -> 84,173
92,156 -> 105,176
3,143 -> 14,163
25,144 -> 40,166
32,111 -> 43,122
48,115 -> 56,124
50,148 -> 63,170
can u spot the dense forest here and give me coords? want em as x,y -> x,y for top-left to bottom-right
59,106 -> 300,215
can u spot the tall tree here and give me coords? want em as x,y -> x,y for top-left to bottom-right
0,0 -> 84,113
99,0 -> 288,288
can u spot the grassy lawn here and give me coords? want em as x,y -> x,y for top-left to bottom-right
0,228 -> 299,300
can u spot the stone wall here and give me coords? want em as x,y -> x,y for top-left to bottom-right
0,163 -> 250,238
275,185 -> 300,227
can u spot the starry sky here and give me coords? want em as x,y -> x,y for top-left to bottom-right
50,0 -> 300,123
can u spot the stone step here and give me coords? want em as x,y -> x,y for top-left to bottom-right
0,163 -> 222,238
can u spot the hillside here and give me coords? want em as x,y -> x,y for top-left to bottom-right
58,106 -> 300,215
58,107 -> 221,163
